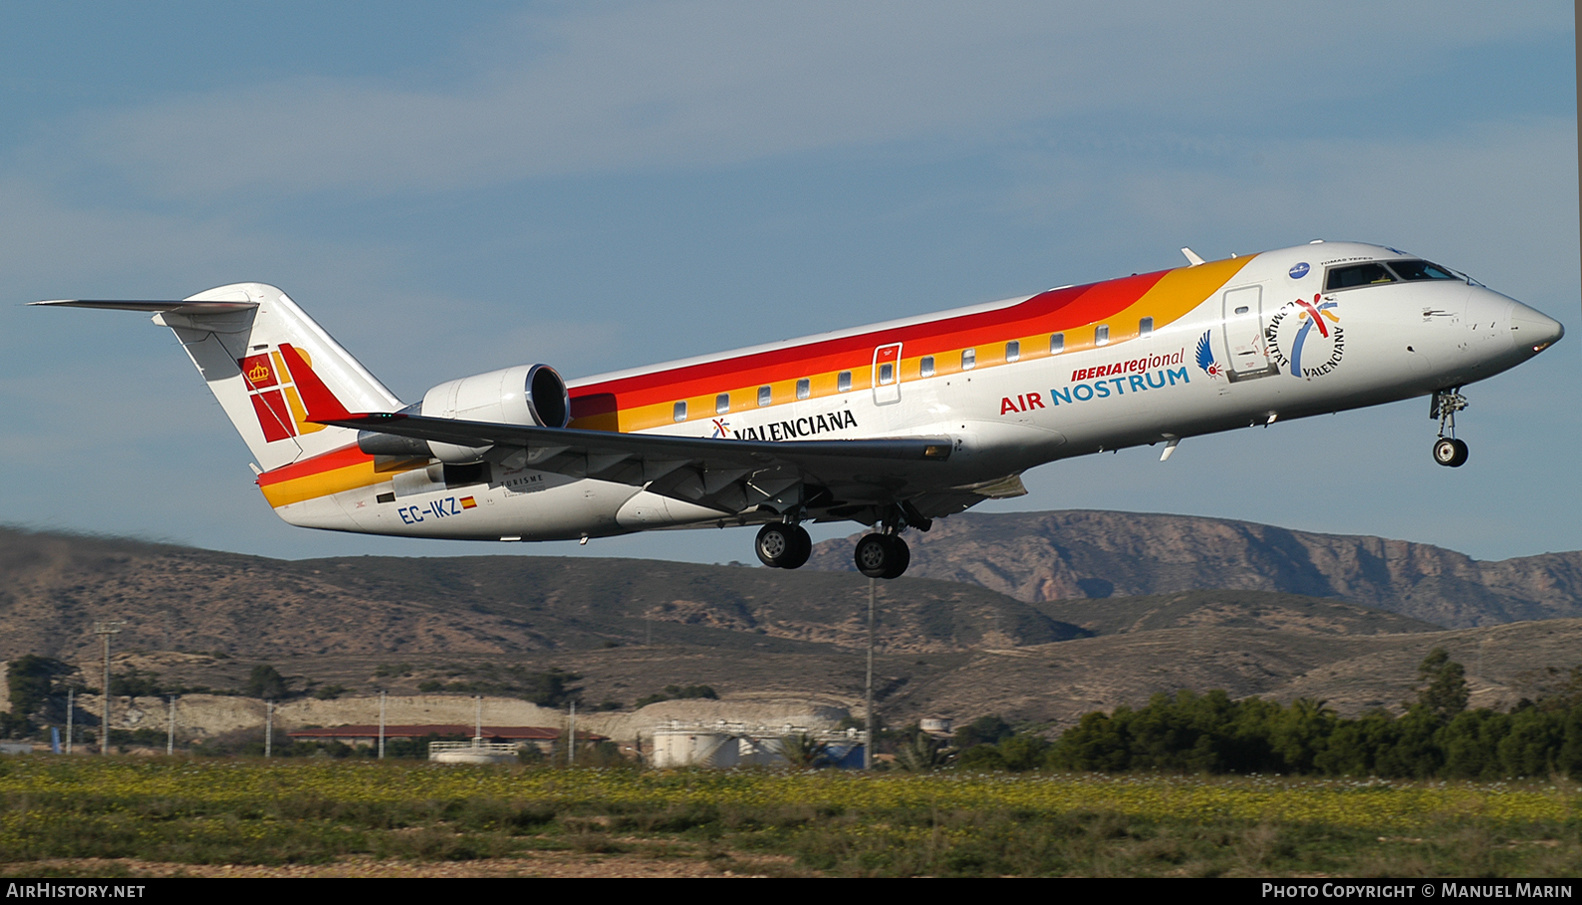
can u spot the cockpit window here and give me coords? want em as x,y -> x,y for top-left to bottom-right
1388,259 -> 1459,282
1326,263 -> 1396,291
1326,259 -> 1463,291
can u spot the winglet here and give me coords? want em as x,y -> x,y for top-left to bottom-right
280,343 -> 355,422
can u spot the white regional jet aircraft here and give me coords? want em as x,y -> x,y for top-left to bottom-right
38,241 -> 1563,579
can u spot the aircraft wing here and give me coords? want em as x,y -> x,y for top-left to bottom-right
281,341 -> 956,518
335,409 -> 955,517
345,410 -> 952,466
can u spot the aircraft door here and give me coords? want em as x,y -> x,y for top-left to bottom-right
1221,284 -> 1276,381
872,343 -> 901,405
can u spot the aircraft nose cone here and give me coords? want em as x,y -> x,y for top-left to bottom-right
1510,303 -> 1564,352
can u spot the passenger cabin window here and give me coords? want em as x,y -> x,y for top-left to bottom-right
962,348 -> 977,370
878,362 -> 895,385
920,355 -> 936,377
1049,333 -> 1065,354
673,401 -> 687,422
715,393 -> 730,414
1139,317 -> 1154,336
838,371 -> 852,392
1326,262 -> 1396,291
758,385 -> 772,406
796,378 -> 811,400
1005,340 -> 1020,362
1095,325 -> 1110,346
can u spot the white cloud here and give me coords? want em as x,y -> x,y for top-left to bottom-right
37,2 -> 1567,199
994,116 -> 1577,289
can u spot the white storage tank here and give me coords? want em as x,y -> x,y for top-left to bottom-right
650,726 -> 740,768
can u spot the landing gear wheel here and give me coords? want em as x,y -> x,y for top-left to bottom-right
882,535 -> 910,579
854,535 -> 890,578
756,524 -> 792,568
854,534 -> 910,579
755,523 -> 813,569
1432,437 -> 1468,468
781,525 -> 812,569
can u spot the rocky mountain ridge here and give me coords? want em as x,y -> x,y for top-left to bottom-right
6,514 -> 1582,727
807,510 -> 1582,627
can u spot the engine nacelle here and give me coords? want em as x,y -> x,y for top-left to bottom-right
422,362 -> 570,428
358,363 -> 569,463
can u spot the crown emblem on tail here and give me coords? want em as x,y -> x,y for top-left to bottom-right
247,362 -> 271,383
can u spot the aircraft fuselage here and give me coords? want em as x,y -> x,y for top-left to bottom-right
265,242 -> 1558,542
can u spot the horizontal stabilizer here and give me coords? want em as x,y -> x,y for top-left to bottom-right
31,299 -> 259,315
37,284 -> 400,472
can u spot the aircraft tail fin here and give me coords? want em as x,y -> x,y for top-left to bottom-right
35,284 -> 400,472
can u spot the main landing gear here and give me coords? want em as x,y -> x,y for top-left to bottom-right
755,522 -> 812,570
754,517 -> 917,579
1430,387 -> 1470,468
854,533 -> 910,580
851,504 -> 923,579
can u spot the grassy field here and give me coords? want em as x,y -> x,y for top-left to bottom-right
2,758 -> 1579,877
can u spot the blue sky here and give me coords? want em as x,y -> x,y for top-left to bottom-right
2,2 -> 1576,566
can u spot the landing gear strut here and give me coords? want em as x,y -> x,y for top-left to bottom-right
1430,387 -> 1469,468
755,522 -> 812,569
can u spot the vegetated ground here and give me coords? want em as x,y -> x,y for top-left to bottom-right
1,759 -> 1578,879
11,852 -> 791,879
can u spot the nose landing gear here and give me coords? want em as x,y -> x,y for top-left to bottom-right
1433,436 -> 1469,468
1430,387 -> 1469,468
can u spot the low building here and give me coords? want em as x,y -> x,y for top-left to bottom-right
288,724 -> 605,755
647,720 -> 866,768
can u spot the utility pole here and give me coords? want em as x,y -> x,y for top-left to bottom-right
265,700 -> 274,758
66,688 -> 74,755
378,690 -> 387,760
865,578 -> 875,770
166,696 -> 176,755
93,622 -> 122,755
